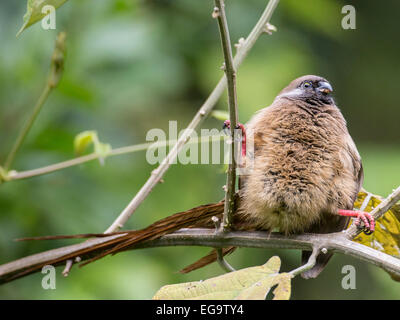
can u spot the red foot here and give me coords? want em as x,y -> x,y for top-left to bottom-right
338,209 -> 375,235
223,120 -> 246,158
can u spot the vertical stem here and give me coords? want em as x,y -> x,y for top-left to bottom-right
3,32 -> 66,170
4,84 -> 52,170
214,0 -> 238,230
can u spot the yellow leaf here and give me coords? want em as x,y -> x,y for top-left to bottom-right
153,256 -> 291,300
352,190 -> 400,280
74,130 -> 98,156
73,130 -> 111,165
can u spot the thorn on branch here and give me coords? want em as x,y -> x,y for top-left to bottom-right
62,259 -> 74,277
234,37 -> 246,50
212,7 -> 220,19
263,22 -> 277,35
212,216 -> 221,233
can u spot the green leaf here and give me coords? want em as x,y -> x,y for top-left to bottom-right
210,110 -> 229,121
17,0 -> 69,37
153,256 -> 291,300
74,131 -> 97,156
73,131 -> 111,165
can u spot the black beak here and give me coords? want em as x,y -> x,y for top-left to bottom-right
317,81 -> 333,94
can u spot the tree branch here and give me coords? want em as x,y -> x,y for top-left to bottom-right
1,187 -> 399,284
104,0 -> 280,234
213,0 -> 239,231
1,227 -> 400,285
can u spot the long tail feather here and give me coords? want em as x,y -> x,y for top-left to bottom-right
16,231 -> 130,241
4,201 -> 225,283
79,201 -> 225,266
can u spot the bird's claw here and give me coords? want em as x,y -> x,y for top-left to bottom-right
354,211 -> 375,235
222,119 -> 242,131
222,119 -> 231,133
338,209 -> 375,235
222,120 -> 247,158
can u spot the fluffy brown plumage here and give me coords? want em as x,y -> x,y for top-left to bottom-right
10,75 -> 365,282
236,75 -> 363,278
240,75 -> 361,233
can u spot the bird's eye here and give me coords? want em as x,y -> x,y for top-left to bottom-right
303,81 -> 312,88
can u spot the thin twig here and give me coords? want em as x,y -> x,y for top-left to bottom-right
3,32 -> 66,170
214,0 -> 238,231
6,135 -> 224,182
346,185 -> 400,239
216,248 -> 236,273
212,216 -> 236,272
289,246 -> 319,277
104,0 -> 280,234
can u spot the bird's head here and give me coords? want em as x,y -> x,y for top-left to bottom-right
277,75 -> 334,105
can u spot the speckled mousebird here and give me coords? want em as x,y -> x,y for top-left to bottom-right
233,75 -> 374,278
10,75 -> 375,282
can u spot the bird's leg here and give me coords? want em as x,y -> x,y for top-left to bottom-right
222,120 -> 247,158
338,209 -> 375,235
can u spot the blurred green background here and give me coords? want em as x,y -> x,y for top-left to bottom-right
0,0 -> 399,299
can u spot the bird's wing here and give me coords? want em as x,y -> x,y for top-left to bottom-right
344,133 -> 364,202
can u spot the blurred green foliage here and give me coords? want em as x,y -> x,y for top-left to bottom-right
0,0 -> 399,299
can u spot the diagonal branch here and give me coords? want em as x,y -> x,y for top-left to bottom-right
104,0 -> 280,233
